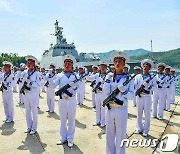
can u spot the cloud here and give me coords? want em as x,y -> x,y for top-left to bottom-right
0,0 -> 13,12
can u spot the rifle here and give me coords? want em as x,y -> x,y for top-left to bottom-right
0,72 -> 11,92
92,72 -> 109,93
90,80 -> 96,87
20,69 -> 36,95
103,74 -> 136,109
55,73 -> 88,98
135,74 -> 156,97
17,78 -> 22,84
45,72 -> 56,87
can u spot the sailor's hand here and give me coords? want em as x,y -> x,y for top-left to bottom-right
118,84 -> 127,92
143,82 -> 149,88
69,82 -> 76,89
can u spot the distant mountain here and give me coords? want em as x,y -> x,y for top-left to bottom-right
130,48 -> 180,68
86,48 -> 150,62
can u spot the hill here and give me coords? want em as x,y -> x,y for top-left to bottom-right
130,48 -> 180,68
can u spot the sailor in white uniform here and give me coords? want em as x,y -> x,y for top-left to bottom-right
152,63 -> 166,119
133,66 -> 141,107
12,66 -> 18,92
40,67 -> 46,93
45,63 -> 56,113
104,51 -> 134,154
48,55 -> 79,148
170,69 -> 177,104
76,66 -> 86,105
164,66 -> 172,111
123,64 -> 130,74
134,59 -> 156,137
89,65 -> 99,108
17,63 -> 26,105
93,61 -> 109,127
22,55 -> 40,135
0,61 -> 15,123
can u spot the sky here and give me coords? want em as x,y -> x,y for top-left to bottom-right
0,0 -> 180,59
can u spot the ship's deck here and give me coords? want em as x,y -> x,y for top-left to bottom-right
0,83 -> 179,154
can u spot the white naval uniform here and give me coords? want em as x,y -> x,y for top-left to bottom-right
49,71 -> 79,142
17,70 -> 26,104
76,73 -> 86,105
45,72 -> 56,112
170,76 -> 178,104
104,73 -> 134,154
22,69 -> 40,131
134,73 -> 156,134
152,73 -> 166,118
87,72 -> 99,108
13,71 -> 18,92
37,71 -> 42,108
164,74 -> 172,111
0,72 -> 15,121
41,72 -> 46,92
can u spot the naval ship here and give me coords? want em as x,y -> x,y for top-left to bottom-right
40,20 -> 100,69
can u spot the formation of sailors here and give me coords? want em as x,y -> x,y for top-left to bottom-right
0,51 -> 178,153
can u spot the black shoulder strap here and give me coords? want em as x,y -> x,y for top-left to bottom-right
4,72 -> 11,82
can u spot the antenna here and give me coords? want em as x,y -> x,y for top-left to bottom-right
151,40 -> 153,52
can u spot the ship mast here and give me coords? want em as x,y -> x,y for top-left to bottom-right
54,20 -> 63,44
151,40 -> 153,52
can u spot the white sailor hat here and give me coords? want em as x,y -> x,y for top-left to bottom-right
78,66 -> 84,69
92,65 -> 98,69
50,62 -> 56,68
62,54 -> 76,64
171,68 -> 176,72
2,61 -> 13,67
110,51 -> 129,63
141,59 -> 154,69
20,63 -> 25,67
134,66 -> 141,70
99,61 -> 109,66
157,63 -> 166,68
110,65 -> 115,69
25,55 -> 38,63
123,64 -> 130,71
165,65 -> 171,70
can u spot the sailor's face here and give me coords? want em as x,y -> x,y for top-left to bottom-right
3,65 -> 11,73
93,67 -> 98,73
171,71 -> 175,76
79,68 -> 84,74
143,64 -> 151,73
123,67 -> 128,73
100,64 -> 107,73
114,59 -> 124,70
135,69 -> 140,74
158,66 -> 164,73
64,61 -> 73,72
165,68 -> 170,74
50,65 -> 55,70
27,60 -> 35,70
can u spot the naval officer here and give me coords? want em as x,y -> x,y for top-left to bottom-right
48,55 -> 79,148
0,61 -> 15,123
22,55 -> 40,135
152,63 -> 166,119
45,63 -> 56,113
134,59 -> 156,137
104,51 -> 134,154
133,66 -> 141,107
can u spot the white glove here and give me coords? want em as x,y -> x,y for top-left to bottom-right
143,82 -> 149,87
157,77 -> 162,83
100,78 -> 104,83
118,84 -> 126,92
69,82 -> 76,89
106,74 -> 113,80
